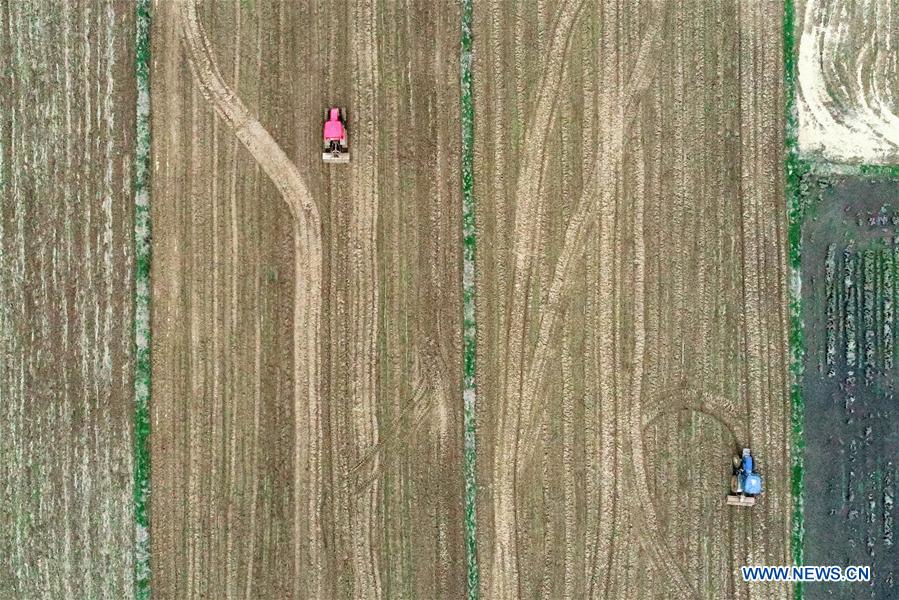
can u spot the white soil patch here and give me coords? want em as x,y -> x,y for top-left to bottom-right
797,0 -> 899,164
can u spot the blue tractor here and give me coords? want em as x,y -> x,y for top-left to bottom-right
727,448 -> 762,507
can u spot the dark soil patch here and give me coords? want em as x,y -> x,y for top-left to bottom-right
802,177 -> 899,599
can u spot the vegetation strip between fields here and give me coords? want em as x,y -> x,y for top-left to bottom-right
460,0 -> 479,598
134,1 -> 152,598
784,2 -> 808,598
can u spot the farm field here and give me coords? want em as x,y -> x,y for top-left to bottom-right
0,1 -> 137,598
150,1 -> 464,598
472,1 -> 793,598
802,178 -> 899,599
794,1 -> 899,596
795,0 -> 899,164
8,0 -> 898,599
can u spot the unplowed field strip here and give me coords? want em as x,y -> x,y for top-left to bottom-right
473,1 -> 793,598
0,1 -> 137,597
151,1 -> 464,598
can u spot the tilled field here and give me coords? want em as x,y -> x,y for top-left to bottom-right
0,1 -> 137,597
2,1 -> 826,598
472,1 -> 793,598
795,0 -> 899,164
802,179 -> 899,599
150,1 -> 464,598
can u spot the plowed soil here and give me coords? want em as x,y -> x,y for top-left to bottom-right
150,1 -> 464,598
472,1 -> 793,598
0,1 -> 137,597
802,179 -> 899,599
795,0 -> 899,164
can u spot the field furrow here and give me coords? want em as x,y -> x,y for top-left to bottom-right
0,1 -> 136,597
474,1 -> 792,598
150,1 -> 463,597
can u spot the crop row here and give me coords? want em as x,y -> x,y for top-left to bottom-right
823,239 -> 898,383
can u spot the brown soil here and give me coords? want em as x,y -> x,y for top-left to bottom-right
150,1 -> 464,598
472,1 -> 793,598
0,1 -> 137,597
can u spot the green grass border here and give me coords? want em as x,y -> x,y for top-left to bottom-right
805,162 -> 899,178
134,1 -> 152,598
460,0 -> 479,598
783,7 -> 807,600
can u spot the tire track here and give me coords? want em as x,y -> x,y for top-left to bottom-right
344,0 -> 380,597
561,323 -> 578,598
581,32 -> 609,596
223,5 -> 242,594
512,11 -> 699,592
428,5 -> 463,586
350,373 -> 429,491
208,106 -> 222,599
489,2 -> 585,596
177,2 -> 325,597
186,86 -> 204,599
518,4 -> 667,455
245,193 -> 263,599
639,389 -> 743,442
488,0 -> 509,323
628,129 -> 699,600
374,1 -> 407,591
592,7 -> 625,596
739,2 -> 778,593
742,3 -> 792,594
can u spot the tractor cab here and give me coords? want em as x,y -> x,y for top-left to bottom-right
322,107 -> 349,164
740,453 -> 762,495
727,448 -> 762,507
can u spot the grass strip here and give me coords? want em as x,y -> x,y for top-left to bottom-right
783,1 -> 809,598
460,0 -> 479,598
134,1 -> 152,597
803,162 -> 899,178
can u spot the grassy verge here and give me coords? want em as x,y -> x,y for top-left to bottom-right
134,1 -> 152,598
805,162 -> 899,178
783,1 -> 809,598
460,0 -> 478,597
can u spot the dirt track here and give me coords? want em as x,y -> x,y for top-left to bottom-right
0,1 -> 136,597
473,1 -> 793,598
150,1 -> 464,598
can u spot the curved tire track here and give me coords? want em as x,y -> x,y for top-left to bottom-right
178,1 -> 325,597
640,392 -> 743,445
490,1 -> 586,597
506,5 -> 698,596
519,5 -> 667,457
628,134 -> 699,600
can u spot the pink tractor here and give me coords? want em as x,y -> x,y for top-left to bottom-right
322,107 -> 349,163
